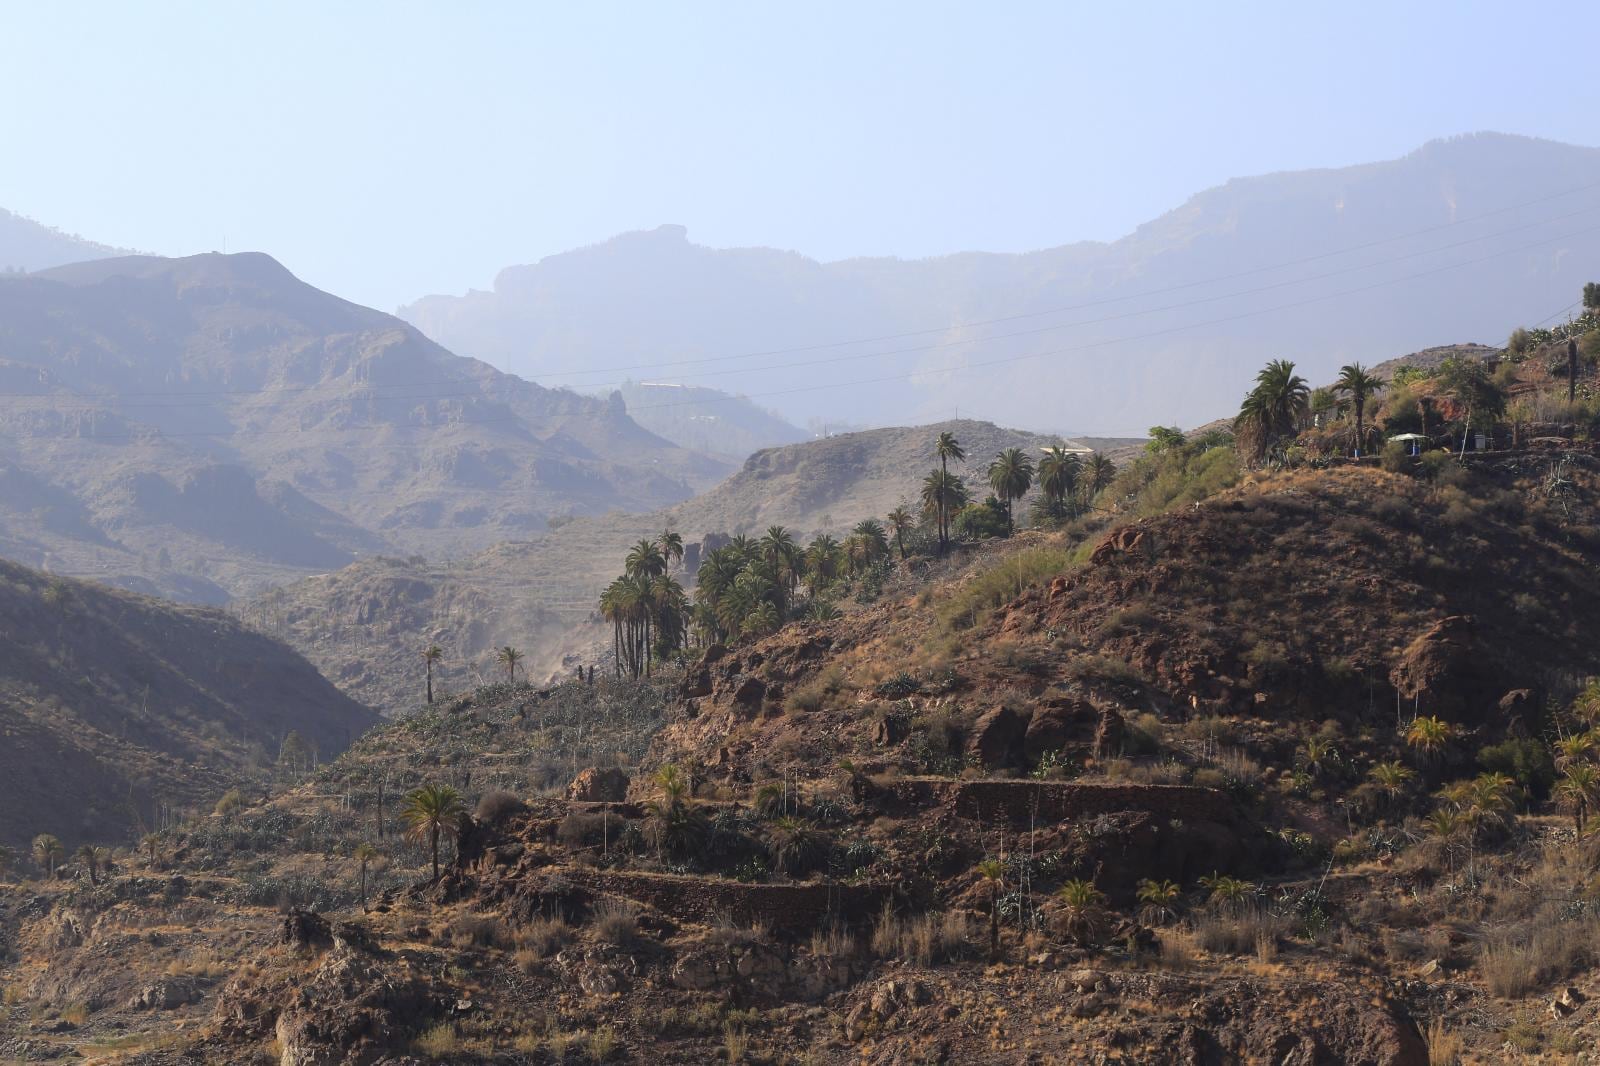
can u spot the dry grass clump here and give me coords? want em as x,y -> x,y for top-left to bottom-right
936,544 -> 1072,631
870,905 -> 970,964
809,922 -> 857,959
450,913 -> 509,949
415,1022 -> 460,1056
1192,908 -> 1290,956
706,913 -> 770,948
1425,1018 -> 1464,1066
787,664 -> 851,713
593,900 -> 639,946
513,915 -> 572,969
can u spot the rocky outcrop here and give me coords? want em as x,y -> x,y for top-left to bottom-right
1389,616 -> 1498,721
567,767 -> 629,802
968,705 -> 1029,768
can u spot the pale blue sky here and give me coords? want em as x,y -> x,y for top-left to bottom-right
3,0 -> 1594,311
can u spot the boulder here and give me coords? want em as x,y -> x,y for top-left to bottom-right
1093,707 -> 1128,758
567,767 -> 629,803
1389,616 -> 1498,721
731,676 -> 767,714
281,908 -> 331,948
1023,697 -> 1093,762
127,977 -> 202,1011
969,705 -> 1030,768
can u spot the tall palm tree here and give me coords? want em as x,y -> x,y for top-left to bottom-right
986,448 -> 1034,536
921,469 -> 969,550
496,645 -> 523,683
1081,453 -> 1116,506
1037,445 -> 1081,516
1235,359 -> 1310,464
32,834 -> 63,879
804,535 -> 843,584
402,783 -> 465,883
625,539 -> 667,580
851,519 -> 890,564
1335,363 -> 1384,458
933,432 -> 966,552
421,644 -> 443,705
885,506 -> 914,560
353,842 -> 381,911
657,529 -> 684,569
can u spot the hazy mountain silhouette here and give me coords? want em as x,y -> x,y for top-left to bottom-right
0,207 -> 131,272
0,253 -> 729,601
402,133 -> 1600,435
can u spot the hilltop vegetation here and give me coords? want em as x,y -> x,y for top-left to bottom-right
248,419 -> 1135,713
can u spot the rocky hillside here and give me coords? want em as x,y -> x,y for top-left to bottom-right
0,558 -> 376,851
614,381 -> 810,463
10,455 -> 1600,1062
401,134 -> 1600,434
0,253 -> 728,602
248,419 -> 1138,713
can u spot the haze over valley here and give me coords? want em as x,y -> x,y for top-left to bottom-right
4,4 -> 1600,1063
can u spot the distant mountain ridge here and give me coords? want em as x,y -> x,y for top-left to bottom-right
0,207 -> 131,272
401,133 -> 1600,436
0,252 -> 730,602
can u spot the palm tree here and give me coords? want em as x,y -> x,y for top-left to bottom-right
401,783 -> 465,882
765,816 -> 826,878
803,598 -> 839,622
1081,453 -> 1116,505
1235,359 -> 1310,464
1368,761 -> 1415,809
1555,733 -> 1597,771
657,529 -> 684,569
625,539 -> 667,580
1557,764 -> 1600,835
933,432 -> 966,552
75,844 -> 105,885
1405,715 -> 1455,766
885,506 -> 914,560
1199,872 -> 1254,915
1038,445 -> 1081,517
1135,878 -> 1181,927
850,520 -> 890,565
986,448 -> 1034,536
975,858 -> 1005,959
353,842 -> 381,911
32,834 -> 63,879
1055,878 -> 1107,947
422,644 -> 443,705
496,645 -> 523,683
140,833 -> 162,869
1335,363 -> 1384,457
921,469 -> 969,550
804,535 -> 843,585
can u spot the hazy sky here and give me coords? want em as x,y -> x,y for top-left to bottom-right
3,1 -> 1595,312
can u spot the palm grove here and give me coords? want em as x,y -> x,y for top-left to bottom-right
595,433 -> 1117,673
